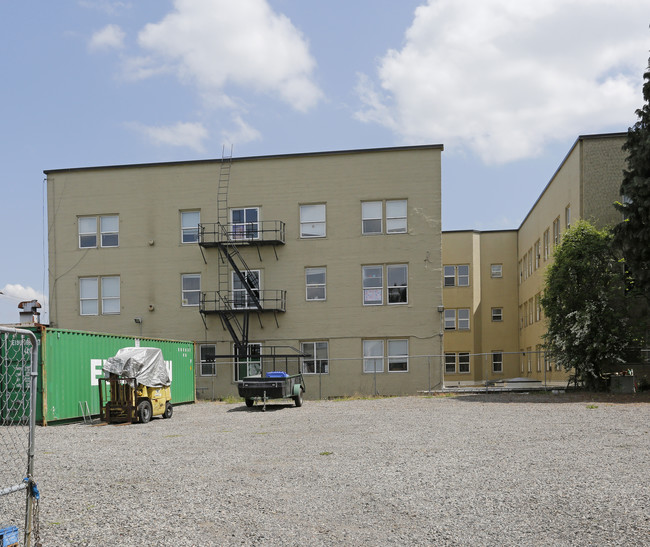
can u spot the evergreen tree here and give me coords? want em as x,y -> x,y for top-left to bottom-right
614,58 -> 650,301
542,221 -> 633,390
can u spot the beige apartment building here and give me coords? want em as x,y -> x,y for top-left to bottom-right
45,145 -> 444,399
442,133 -> 628,386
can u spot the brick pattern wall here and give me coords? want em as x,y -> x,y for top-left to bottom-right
582,135 -> 627,228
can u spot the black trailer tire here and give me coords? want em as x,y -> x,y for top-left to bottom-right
137,400 -> 153,424
245,398 -> 254,408
162,401 -> 173,419
294,389 -> 303,407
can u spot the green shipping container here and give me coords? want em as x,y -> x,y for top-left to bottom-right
31,327 -> 194,424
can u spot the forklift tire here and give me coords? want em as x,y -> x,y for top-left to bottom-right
294,389 -> 303,408
137,400 -> 152,424
245,398 -> 254,408
162,402 -> 173,419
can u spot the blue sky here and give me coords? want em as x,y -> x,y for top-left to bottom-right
1,0 -> 648,324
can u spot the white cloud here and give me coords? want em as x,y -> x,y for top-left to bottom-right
0,285 -> 48,325
89,24 -> 126,51
128,121 -> 209,152
121,55 -> 172,81
222,115 -> 262,147
356,0 -> 649,164
133,0 -> 323,112
1,284 -> 47,307
1,284 -> 45,301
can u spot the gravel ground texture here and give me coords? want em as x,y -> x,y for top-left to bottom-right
27,392 -> 650,546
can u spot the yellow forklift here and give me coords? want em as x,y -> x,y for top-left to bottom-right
99,347 -> 172,424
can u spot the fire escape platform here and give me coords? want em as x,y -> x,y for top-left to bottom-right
200,290 -> 287,315
199,221 -> 285,248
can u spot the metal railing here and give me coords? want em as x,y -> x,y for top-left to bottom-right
199,220 -> 286,246
200,290 -> 287,313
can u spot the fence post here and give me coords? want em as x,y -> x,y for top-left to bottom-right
0,326 -> 39,547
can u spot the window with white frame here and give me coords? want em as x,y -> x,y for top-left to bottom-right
232,271 -> 260,309
361,263 -> 409,306
181,274 -> 201,306
387,264 -> 408,304
445,352 -> 470,373
491,307 -> 503,322
534,240 -> 540,270
101,276 -> 120,314
80,276 -> 120,315
361,201 -> 382,234
305,267 -> 326,301
445,353 -> 456,373
231,207 -> 259,240
543,228 -> 550,261
100,215 -> 119,247
300,204 -> 326,238
301,341 -> 329,374
200,344 -> 216,376
181,211 -> 200,244
458,352 -> 470,373
362,265 -> 383,305
458,309 -> 470,330
79,217 -> 97,248
361,199 -> 407,235
444,266 -> 456,287
235,343 -> 261,381
363,340 -> 384,373
565,204 -> 571,229
79,215 -> 119,248
386,200 -> 407,233
527,347 -> 532,372
443,265 -> 469,287
388,339 -> 408,372
523,302 -> 528,327
444,308 -> 471,330
492,352 -> 503,373
80,277 -> 98,315
491,264 -> 502,278
553,217 -> 561,247
535,293 -> 541,322
444,309 -> 456,330
536,345 -> 542,372
457,265 -> 469,286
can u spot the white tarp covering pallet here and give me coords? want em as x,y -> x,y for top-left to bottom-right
103,347 -> 170,387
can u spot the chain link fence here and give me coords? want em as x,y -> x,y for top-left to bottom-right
195,347 -> 650,401
196,354 -> 447,401
1,327 -> 39,546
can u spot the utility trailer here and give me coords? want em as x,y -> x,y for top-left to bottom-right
238,371 -> 304,410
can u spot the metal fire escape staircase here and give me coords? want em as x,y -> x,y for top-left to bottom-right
198,146 -> 286,355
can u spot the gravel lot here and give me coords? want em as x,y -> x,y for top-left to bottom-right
29,393 -> 650,546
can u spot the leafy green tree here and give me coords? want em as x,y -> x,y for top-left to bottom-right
614,59 -> 650,302
541,221 -> 633,390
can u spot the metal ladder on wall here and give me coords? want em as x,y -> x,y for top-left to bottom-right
216,145 -> 233,302
214,146 -> 262,354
